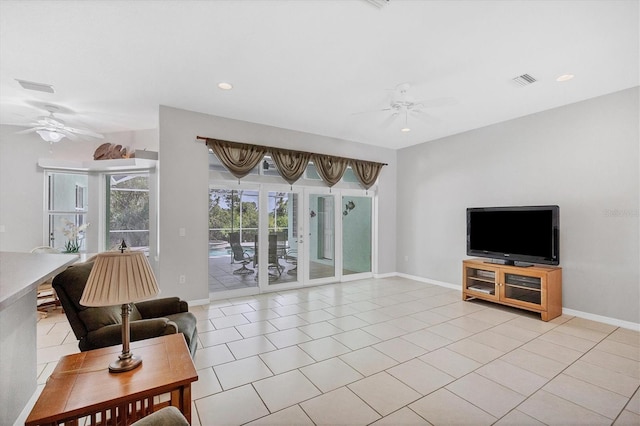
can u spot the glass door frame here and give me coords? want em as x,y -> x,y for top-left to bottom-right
208,179 -> 377,299
256,184 -> 305,293
208,182 -> 261,300
302,187 -> 376,287
339,188 -> 376,282
258,185 -> 377,290
303,187 -> 339,287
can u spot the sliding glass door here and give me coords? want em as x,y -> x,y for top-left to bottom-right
256,190 -> 302,290
208,187 -> 260,295
306,191 -> 337,283
342,195 -> 372,276
207,184 -> 373,298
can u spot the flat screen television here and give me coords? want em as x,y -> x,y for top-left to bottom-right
466,205 -> 559,266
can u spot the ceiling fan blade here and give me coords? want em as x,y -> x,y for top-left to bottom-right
59,130 -> 78,141
413,97 -> 457,108
410,110 -> 441,125
351,106 -> 393,116
15,127 -> 38,134
380,113 -> 400,128
64,126 -> 104,139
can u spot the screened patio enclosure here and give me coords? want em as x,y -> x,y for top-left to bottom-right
208,189 -> 300,293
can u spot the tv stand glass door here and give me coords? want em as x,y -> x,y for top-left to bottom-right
501,272 -> 543,307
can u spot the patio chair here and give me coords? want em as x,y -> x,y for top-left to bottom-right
253,234 -> 283,278
229,232 -> 254,275
285,247 -> 298,275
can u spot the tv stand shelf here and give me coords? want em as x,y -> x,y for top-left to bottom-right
462,258 -> 562,321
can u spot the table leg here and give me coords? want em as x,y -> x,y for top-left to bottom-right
170,385 -> 192,424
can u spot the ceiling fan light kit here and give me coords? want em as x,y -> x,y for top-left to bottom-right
36,129 -> 66,143
15,104 -> 104,143
357,82 -> 448,134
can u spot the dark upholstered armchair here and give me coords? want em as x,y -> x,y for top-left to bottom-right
52,260 -> 198,357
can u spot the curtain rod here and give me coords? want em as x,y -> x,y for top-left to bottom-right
196,136 -> 388,166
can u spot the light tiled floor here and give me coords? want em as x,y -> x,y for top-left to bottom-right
34,277 -> 640,425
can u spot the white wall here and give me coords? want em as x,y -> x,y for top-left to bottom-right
157,106 -> 397,302
397,87 -> 639,324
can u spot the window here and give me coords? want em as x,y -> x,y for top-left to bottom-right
106,173 -> 150,250
46,172 -> 89,252
342,167 -> 359,184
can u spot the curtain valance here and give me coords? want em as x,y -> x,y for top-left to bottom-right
206,139 -> 266,179
312,154 -> 349,187
350,159 -> 384,190
271,149 -> 312,185
199,137 -> 386,189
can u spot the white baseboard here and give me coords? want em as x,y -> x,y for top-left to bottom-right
391,272 -> 640,331
562,308 -> 640,331
188,298 -> 211,307
207,287 -> 259,302
395,272 -> 461,291
373,272 -> 397,279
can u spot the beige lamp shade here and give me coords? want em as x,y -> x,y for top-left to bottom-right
80,251 -> 159,307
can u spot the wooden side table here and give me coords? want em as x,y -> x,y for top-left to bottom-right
25,334 -> 198,426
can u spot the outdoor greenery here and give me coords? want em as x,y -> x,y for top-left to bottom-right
208,189 -> 289,243
108,174 -> 149,248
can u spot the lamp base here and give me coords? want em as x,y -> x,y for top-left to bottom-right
109,354 -> 142,373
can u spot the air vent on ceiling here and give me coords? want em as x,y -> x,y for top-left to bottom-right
364,0 -> 389,8
512,74 -> 537,87
15,79 -> 55,93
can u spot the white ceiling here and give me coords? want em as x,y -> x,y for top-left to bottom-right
1,0 -> 638,150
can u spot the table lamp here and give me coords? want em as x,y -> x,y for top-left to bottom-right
79,250 -> 159,373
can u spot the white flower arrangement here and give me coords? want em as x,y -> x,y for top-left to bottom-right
60,218 -> 90,253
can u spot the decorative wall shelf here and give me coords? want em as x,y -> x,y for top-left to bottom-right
38,158 -> 157,172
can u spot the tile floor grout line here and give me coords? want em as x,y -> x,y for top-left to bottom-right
35,279 -> 639,425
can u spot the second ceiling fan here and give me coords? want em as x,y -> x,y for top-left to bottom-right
16,104 -> 104,143
368,83 -> 455,132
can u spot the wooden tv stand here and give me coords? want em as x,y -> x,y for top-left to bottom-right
462,258 -> 562,321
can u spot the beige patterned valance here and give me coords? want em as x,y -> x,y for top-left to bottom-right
199,137 -> 386,189
207,139 -> 266,179
271,149 -> 312,185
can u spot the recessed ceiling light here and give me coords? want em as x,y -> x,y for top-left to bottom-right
217,82 -> 233,90
401,127 -> 411,133
556,74 -> 575,82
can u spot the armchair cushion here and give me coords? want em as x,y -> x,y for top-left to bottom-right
78,304 -> 142,332
166,313 -> 198,356
84,318 -> 177,349
136,297 -> 186,318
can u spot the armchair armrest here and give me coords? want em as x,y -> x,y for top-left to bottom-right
136,297 -> 188,318
84,319 -> 178,350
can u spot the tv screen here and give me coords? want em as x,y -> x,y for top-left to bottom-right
467,205 -> 559,266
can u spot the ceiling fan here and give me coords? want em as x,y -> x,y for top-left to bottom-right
359,83 -> 454,132
15,105 -> 104,143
